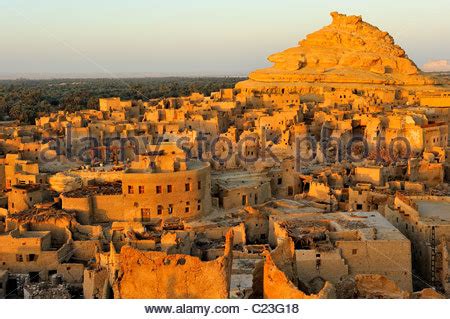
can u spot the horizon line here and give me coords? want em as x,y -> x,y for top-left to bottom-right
0,72 -> 249,81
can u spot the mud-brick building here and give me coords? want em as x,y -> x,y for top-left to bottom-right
385,194 -> 450,293
212,170 -> 272,209
269,209 -> 413,292
62,144 -> 212,223
121,159 -> 212,221
0,227 -> 72,282
8,184 -> 48,214
0,153 -> 47,191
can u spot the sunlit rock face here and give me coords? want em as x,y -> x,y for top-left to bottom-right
244,12 -> 435,86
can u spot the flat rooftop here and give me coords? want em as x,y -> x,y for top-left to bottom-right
125,160 -> 208,174
262,199 -> 325,215
16,230 -> 50,239
415,200 -> 450,222
213,170 -> 271,190
273,210 -> 408,241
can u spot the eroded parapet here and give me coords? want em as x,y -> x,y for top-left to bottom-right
263,237 -> 335,299
354,274 -> 409,299
335,274 -> 444,299
113,229 -> 234,298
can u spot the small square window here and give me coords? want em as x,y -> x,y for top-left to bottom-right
138,186 -> 145,194
168,204 -> 173,214
185,207 -> 190,213
167,185 -> 172,193
27,254 -> 38,262
185,183 -> 191,191
128,185 -> 134,194
198,181 -> 201,190
156,185 -> 162,194
157,205 -> 163,215
16,254 -> 23,262
141,208 -> 151,219
352,249 -> 357,255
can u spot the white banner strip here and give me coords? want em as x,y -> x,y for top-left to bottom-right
1,299 -> 448,319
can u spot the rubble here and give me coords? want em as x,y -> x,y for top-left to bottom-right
63,181 -> 122,197
23,281 -> 71,299
9,207 -> 76,224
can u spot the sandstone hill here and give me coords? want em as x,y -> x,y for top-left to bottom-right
243,12 -> 436,87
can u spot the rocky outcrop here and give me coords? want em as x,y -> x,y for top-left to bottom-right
241,12 -> 435,87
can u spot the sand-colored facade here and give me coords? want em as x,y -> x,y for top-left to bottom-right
0,11 -> 449,299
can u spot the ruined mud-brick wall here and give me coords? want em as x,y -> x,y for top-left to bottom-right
336,239 -> 412,292
220,182 -> 271,210
270,238 -> 297,282
0,229 -> 73,281
415,161 -> 444,187
114,230 -> 234,298
385,196 -> 450,289
72,240 -> 101,261
263,238 -> 335,299
83,267 -> 109,299
438,241 -> 450,294
353,274 -> 409,299
71,170 -> 124,186
61,193 -> 124,224
57,263 -> 84,284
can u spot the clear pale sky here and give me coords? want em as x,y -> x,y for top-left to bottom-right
0,0 -> 449,77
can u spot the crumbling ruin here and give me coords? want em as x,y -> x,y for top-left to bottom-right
0,11 -> 449,299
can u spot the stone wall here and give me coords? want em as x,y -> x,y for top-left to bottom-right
91,194 -> 124,222
72,240 -> 101,261
57,263 -> 84,284
83,268 -> 109,299
263,238 -> 335,299
220,182 -> 271,209
113,230 -> 234,298
61,195 -> 92,225
61,194 -> 125,223
336,240 -> 412,292
0,230 -> 73,281
296,249 -> 349,284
